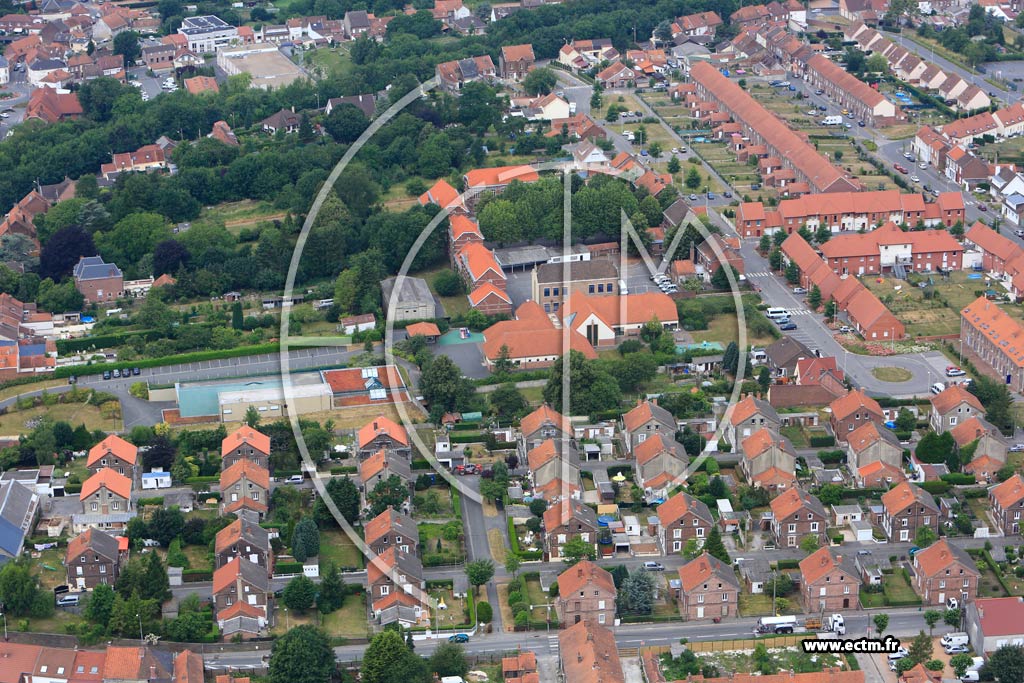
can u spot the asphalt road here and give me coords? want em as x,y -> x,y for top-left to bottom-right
738,239 -> 951,397
201,604 -> 960,670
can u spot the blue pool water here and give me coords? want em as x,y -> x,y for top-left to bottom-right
967,273 -> 983,280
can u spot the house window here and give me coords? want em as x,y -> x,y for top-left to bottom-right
380,585 -> 390,595
696,527 -> 705,537
111,502 -> 119,510
697,594 -> 704,603
673,529 -> 682,539
939,580 -> 946,588
589,285 -> 595,293
810,522 -> 819,532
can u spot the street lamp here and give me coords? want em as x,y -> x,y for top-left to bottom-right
137,612 -> 143,645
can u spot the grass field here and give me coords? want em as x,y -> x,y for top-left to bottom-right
413,264 -> 470,317
287,402 -> 422,431
872,366 -> 913,382
882,570 -> 921,605
0,401 -> 122,436
321,592 -> 370,638
304,46 -> 353,79
318,528 -> 364,570
860,275 -> 960,337
690,313 -> 777,348
199,200 -> 285,234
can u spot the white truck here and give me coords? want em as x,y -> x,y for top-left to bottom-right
755,614 -> 845,635
821,115 -> 843,126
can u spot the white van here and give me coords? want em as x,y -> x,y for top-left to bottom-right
821,115 -> 843,126
931,382 -> 946,395
941,632 -> 970,648
765,308 -> 790,320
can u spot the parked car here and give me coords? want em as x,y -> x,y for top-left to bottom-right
858,121 -> 866,127
894,164 -> 909,174
945,644 -> 970,655
57,593 -> 81,607
103,370 -> 111,380
779,322 -> 797,331
1016,230 -> 1024,238
448,634 -> 470,643
706,192 -> 716,199
793,287 -> 807,294
751,183 -> 761,190
723,191 -> 733,198
979,203 -> 988,212
910,175 -> 920,183
132,367 -> 141,376
919,162 -> 928,169
642,561 -> 665,571
839,325 -> 853,333
946,366 -> 966,377
286,475 -> 304,484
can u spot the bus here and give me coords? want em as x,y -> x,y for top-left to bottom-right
754,615 -> 798,634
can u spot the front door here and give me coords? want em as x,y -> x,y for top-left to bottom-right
843,598 -> 849,608
696,606 -> 704,619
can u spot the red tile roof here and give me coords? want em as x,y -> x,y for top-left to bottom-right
323,365 -> 406,395
458,242 -> 505,281
991,473 -> 1024,508
656,491 -> 711,526
80,468 -> 131,501
221,425 -> 270,457
87,434 -> 138,467
972,596 -> 1024,638
931,385 -> 983,415
557,559 -> 615,596
913,538 -> 977,578
690,61 -> 854,194
219,460 -> 270,491
678,551 -> 738,592
799,547 -> 849,585
558,621 -> 624,683
769,486 -> 821,520
829,389 -> 882,421
357,415 -> 409,449
464,165 -> 539,188
520,404 -> 571,437
406,322 -> 441,338
419,179 -> 462,209
469,282 -> 512,306
961,297 -> 1024,368
882,481 -> 936,515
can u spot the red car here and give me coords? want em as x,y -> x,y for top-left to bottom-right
894,164 -> 908,174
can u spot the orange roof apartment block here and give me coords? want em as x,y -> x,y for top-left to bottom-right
961,296 -> 1024,393
736,190 -> 963,237
690,61 -> 857,195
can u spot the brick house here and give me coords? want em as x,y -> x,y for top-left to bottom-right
499,43 -> 534,81
365,506 -> 419,557
66,527 -> 123,590
73,256 -> 123,304
544,499 -> 599,559
214,516 -> 271,570
555,559 -> 617,626
911,538 -> 980,607
676,552 -> 740,620
989,473 -> 1024,535
519,403 -> 573,454
634,434 -> 689,502
846,421 -> 903,473
738,428 -> 797,493
367,547 -> 428,622
80,469 -> 132,516
357,415 -> 411,459
721,395 -> 780,449
829,389 -> 884,442
769,487 -> 828,548
87,434 -> 138,480
219,461 -> 270,518
881,482 -> 939,543
221,425 -> 271,470
621,399 -> 676,454
656,491 -> 714,554
359,449 -> 412,496
799,547 -> 860,611
930,385 -> 984,434
212,557 -> 271,618
528,439 -> 580,498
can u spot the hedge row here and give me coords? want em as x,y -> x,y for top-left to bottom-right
53,342 -> 283,380
411,459 -> 432,470
449,432 -> 486,444
330,466 -> 358,475
136,497 -> 165,507
182,569 -> 213,582
940,473 -> 977,485
56,329 -> 159,354
809,435 -> 836,447
918,480 -> 951,495
275,561 -> 304,575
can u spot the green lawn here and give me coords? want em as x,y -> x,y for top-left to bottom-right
413,486 -> 456,520
321,592 -> 369,639
522,578 -> 550,621
303,46 -> 353,78
882,570 -> 921,605
779,425 -> 809,448
690,313 -> 778,349
0,401 -> 122,436
319,528 -> 364,571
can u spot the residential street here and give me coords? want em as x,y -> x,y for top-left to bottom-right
201,604 -> 963,670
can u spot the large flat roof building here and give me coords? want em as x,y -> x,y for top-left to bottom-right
178,15 -> 238,53
215,43 -> 305,90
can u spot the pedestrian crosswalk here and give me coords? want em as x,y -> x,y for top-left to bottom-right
746,271 -> 773,278
547,634 -> 559,653
785,309 -> 813,316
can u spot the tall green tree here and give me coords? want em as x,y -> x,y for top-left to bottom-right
703,527 -> 730,563
317,561 -> 346,614
428,642 -> 469,679
291,517 -> 320,562
269,625 -> 335,683
465,559 -> 495,590
314,476 -> 361,526
808,285 -> 822,309
282,575 -> 317,612
362,629 -> 428,683
618,569 -> 656,615
561,537 -> 597,565
986,644 -> 1024,682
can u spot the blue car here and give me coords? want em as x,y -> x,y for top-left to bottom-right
779,322 -> 797,331
449,634 -> 469,643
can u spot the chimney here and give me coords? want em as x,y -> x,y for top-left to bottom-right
652,397 -> 658,406
577,567 -> 583,578
577,653 -> 583,663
